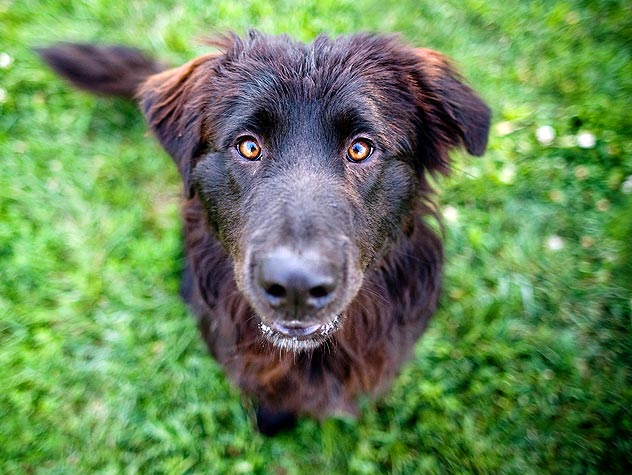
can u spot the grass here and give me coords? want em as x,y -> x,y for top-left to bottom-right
1,0 -> 631,473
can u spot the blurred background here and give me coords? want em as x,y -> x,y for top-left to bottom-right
0,1 -> 630,473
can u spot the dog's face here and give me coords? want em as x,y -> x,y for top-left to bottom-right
140,32 -> 490,351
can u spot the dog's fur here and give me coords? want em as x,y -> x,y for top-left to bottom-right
38,31 -> 490,435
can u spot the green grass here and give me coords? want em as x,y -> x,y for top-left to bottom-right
1,1 -> 631,473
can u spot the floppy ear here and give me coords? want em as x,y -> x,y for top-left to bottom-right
138,53 -> 219,198
411,48 -> 491,174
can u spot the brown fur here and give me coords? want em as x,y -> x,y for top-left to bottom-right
38,32 -> 490,433
183,197 -> 442,415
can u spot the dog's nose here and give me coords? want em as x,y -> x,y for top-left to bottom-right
257,249 -> 338,316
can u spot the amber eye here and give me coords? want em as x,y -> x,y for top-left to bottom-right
347,138 -> 373,162
236,137 -> 262,160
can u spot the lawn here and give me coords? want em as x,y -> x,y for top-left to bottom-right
1,0 -> 630,474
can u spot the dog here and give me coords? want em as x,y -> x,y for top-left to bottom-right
38,30 -> 490,435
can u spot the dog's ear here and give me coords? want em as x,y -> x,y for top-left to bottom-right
411,48 -> 491,174
138,53 -> 219,198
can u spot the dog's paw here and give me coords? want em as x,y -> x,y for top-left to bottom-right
256,406 -> 297,436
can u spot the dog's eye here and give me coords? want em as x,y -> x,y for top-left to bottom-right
237,137 -> 262,160
347,139 -> 373,162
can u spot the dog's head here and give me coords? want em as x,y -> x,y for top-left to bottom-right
139,32 -> 490,351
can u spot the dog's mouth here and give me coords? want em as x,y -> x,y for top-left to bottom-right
258,314 -> 342,351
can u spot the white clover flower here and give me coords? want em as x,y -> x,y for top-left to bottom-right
577,131 -> 596,148
621,176 -> 632,195
499,164 -> 516,184
495,121 -> 515,136
0,52 -> 12,69
546,235 -> 564,251
536,125 -> 555,145
234,462 -> 254,473
443,205 -> 459,223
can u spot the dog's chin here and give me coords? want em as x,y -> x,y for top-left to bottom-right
258,314 -> 342,352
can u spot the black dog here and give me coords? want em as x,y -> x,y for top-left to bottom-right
38,31 -> 490,435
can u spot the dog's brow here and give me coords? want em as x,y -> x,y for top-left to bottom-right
219,107 -> 280,148
328,106 -> 381,141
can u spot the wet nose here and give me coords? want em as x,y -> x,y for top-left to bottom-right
256,248 -> 339,316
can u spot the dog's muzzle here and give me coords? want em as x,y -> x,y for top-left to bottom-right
248,246 -> 346,350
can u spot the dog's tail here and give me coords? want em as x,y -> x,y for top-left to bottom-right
36,43 -> 165,99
